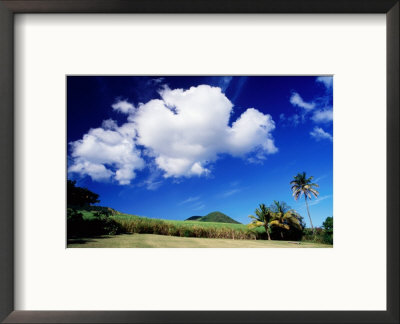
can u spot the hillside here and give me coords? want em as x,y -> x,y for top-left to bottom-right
185,216 -> 203,221
185,211 -> 241,224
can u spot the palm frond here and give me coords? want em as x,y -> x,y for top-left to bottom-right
248,215 -> 259,221
309,188 -> 319,198
248,221 -> 265,229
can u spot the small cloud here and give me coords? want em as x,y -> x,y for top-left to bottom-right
280,113 -> 301,128
312,108 -> 333,123
290,92 -> 315,110
297,195 -> 332,211
310,127 -> 333,142
112,100 -> 135,114
137,163 -> 164,190
192,203 -> 206,211
230,76 -> 248,103
316,76 -> 333,89
288,114 -> 300,126
178,196 -> 200,206
314,174 -> 327,183
218,76 -> 233,92
247,151 -> 268,164
150,77 -> 165,85
219,188 -> 241,198
307,195 -> 332,207
143,179 -> 163,190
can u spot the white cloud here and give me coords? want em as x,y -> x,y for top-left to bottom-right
311,108 -> 333,123
307,195 -> 332,207
192,203 -> 206,211
219,188 -> 240,198
310,126 -> 333,142
298,195 -> 332,211
68,122 -> 145,185
112,100 -> 135,114
218,76 -> 233,92
178,196 -> 200,205
289,114 -> 301,126
149,77 -> 164,85
316,76 -> 333,89
131,85 -> 277,178
289,92 -> 315,110
69,84 -> 278,184
68,161 -> 113,182
227,108 -> 277,156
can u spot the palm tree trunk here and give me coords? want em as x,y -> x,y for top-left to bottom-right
265,225 -> 271,240
305,197 -> 315,235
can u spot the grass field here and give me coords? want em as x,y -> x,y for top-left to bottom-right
78,210 -> 265,240
82,210 -> 255,230
67,233 -> 332,248
71,209 -> 331,246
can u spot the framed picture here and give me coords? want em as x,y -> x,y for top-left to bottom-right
66,75 -> 334,249
0,0 -> 398,323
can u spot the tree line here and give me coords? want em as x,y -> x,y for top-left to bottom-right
248,172 -> 333,244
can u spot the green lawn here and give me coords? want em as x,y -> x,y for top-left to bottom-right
67,233 -> 332,248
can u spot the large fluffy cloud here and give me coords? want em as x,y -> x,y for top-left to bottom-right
131,85 -> 277,177
68,120 -> 145,185
69,84 -> 277,184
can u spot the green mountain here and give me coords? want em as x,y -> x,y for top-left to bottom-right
185,216 -> 203,221
185,211 -> 241,224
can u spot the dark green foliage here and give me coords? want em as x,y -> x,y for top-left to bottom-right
84,205 -> 120,216
67,180 -> 100,207
268,201 -> 304,240
185,216 -> 203,221
66,183 -> 121,238
322,216 -> 333,244
197,211 -> 241,224
67,208 -> 123,238
302,219 -> 333,245
269,224 -> 303,241
67,208 -> 83,222
322,216 -> 333,233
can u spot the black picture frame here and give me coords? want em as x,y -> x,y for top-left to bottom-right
0,1 -> 398,323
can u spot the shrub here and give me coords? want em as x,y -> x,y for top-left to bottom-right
301,226 -> 332,245
67,209 -> 123,238
67,180 -> 99,207
322,216 -> 333,244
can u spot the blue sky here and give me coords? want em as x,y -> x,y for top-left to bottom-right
67,76 -> 333,227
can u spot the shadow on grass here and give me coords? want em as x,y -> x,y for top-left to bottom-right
67,236 -> 109,245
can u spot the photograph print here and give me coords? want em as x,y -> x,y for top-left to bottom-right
67,76 -> 333,248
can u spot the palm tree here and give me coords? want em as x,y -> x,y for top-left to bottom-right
290,172 -> 319,235
248,204 -> 274,240
269,201 -> 303,239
